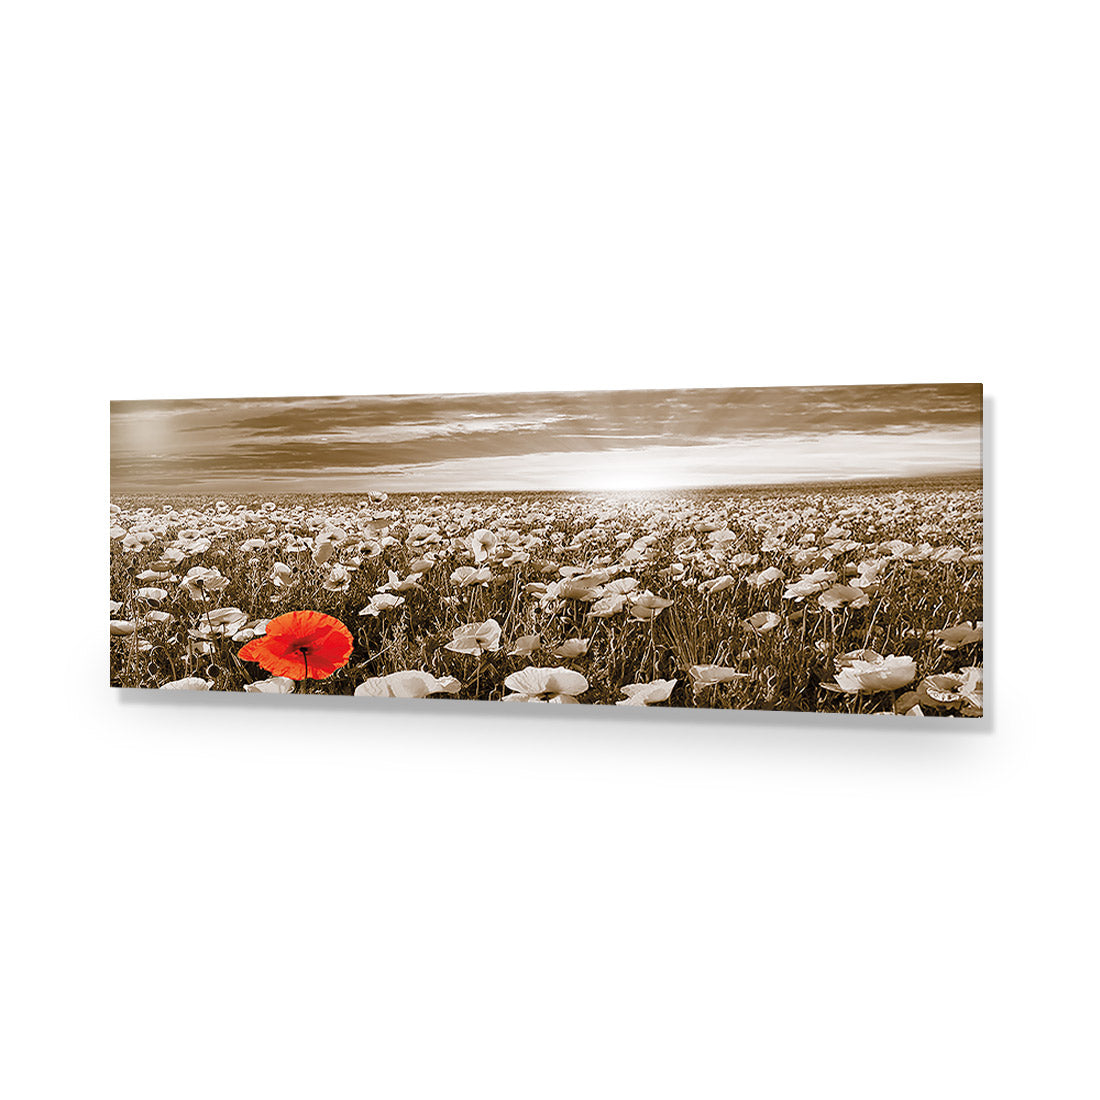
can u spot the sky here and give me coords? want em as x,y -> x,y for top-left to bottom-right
110,383 -> 982,494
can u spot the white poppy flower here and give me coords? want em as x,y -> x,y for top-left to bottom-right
160,677 -> 211,690
354,671 -> 462,698
617,679 -> 677,706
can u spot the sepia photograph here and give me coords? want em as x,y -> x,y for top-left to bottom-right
110,382 -> 983,715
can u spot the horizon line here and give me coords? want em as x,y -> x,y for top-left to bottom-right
110,469 -> 983,498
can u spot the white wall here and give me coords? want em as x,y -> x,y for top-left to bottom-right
5,4 -> 1097,1098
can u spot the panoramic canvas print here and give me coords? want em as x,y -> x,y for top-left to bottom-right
110,384 -> 983,717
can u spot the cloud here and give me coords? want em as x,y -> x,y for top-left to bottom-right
111,384 -> 982,492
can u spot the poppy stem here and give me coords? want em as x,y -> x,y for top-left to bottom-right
862,598 -> 882,650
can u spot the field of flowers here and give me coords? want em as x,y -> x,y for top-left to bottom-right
109,480 -> 983,716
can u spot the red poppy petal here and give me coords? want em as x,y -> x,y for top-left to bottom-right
311,623 -> 353,659
300,659 -> 338,679
237,637 -> 269,662
259,651 -> 312,679
262,611 -> 309,640
301,617 -> 352,658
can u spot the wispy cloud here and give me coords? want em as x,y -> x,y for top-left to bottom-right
111,383 -> 982,492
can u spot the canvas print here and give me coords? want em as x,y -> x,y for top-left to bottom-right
110,384 -> 983,717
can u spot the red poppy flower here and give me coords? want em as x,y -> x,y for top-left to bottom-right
237,610 -> 353,680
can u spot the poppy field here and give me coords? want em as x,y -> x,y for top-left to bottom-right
109,478 -> 983,716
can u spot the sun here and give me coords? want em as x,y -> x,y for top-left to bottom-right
572,454 -> 684,492
589,470 -> 663,492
